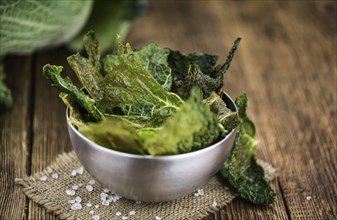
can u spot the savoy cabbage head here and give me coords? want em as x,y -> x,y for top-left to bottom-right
0,0 -> 147,108
0,0 -> 94,56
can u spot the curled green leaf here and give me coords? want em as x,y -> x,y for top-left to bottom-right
98,37 -> 183,119
42,64 -> 104,122
144,88 -> 223,155
221,94 -> 275,205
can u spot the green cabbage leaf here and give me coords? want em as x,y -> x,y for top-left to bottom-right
221,94 -> 276,204
0,0 -> 93,56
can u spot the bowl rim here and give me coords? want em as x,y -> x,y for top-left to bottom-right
67,91 -> 237,160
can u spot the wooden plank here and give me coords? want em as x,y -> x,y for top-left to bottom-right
271,2 -> 337,219
0,55 -> 32,219
222,1 -> 337,219
128,1 -> 289,220
28,48 -> 74,219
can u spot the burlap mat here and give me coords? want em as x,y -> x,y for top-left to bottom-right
16,151 -> 276,220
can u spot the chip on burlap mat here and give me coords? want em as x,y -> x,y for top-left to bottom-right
16,151 -> 276,220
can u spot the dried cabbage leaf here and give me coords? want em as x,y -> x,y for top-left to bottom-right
204,92 -> 239,133
42,64 -> 104,122
221,94 -> 275,204
144,88 -> 223,156
104,43 -> 172,91
98,38 -> 183,119
168,38 -> 241,99
67,31 -> 103,102
78,118 -> 146,155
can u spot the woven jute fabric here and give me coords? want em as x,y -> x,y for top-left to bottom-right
16,151 -> 276,220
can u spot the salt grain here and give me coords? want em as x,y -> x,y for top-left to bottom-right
194,188 -> 204,197
76,166 -> 84,175
100,192 -> 108,199
89,179 -> 95,185
103,188 -> 109,193
306,196 -> 312,201
89,210 -> 94,214
92,215 -> 100,220
86,185 -> 93,192
129,210 -> 136,216
66,189 -> 76,196
47,167 -> 53,173
71,170 -> 77,176
40,175 -> 47,181
122,216 -> 128,220
51,173 -> 59,179
72,184 -> 79,190
135,200 -> 142,204
95,205 -> 99,208
70,202 -> 82,210
212,201 -> 217,208
197,189 -> 204,196
155,216 -> 162,220
116,211 -> 122,216
87,202 -> 92,207
68,200 -> 76,204
75,196 -> 82,203
102,201 -> 109,206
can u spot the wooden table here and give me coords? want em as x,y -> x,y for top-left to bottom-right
1,1 -> 336,219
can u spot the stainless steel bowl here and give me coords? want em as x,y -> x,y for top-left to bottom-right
67,92 -> 237,202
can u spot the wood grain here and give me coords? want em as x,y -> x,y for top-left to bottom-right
27,48 -> 75,219
0,56 -> 32,219
0,0 -> 336,220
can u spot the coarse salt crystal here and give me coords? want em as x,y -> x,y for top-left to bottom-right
70,202 -> 82,210
72,184 -> 79,190
135,200 -> 142,204
95,204 -> 99,208
212,201 -> 217,208
86,185 -> 93,192
89,210 -> 94,214
51,173 -> 58,179
116,211 -> 122,216
87,202 -> 92,207
197,189 -> 204,196
75,196 -> 82,203
107,196 -> 113,203
100,192 -> 108,199
47,167 -> 53,173
71,170 -> 77,176
102,201 -> 109,206
92,215 -> 100,220
103,188 -> 109,193
40,175 -> 47,181
194,193 -> 199,197
155,216 -> 162,220
89,179 -> 95,185
76,166 -> 84,175
66,189 -> 75,196
68,200 -> 75,204
306,196 -> 312,201
129,210 -> 136,216
122,216 -> 128,220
